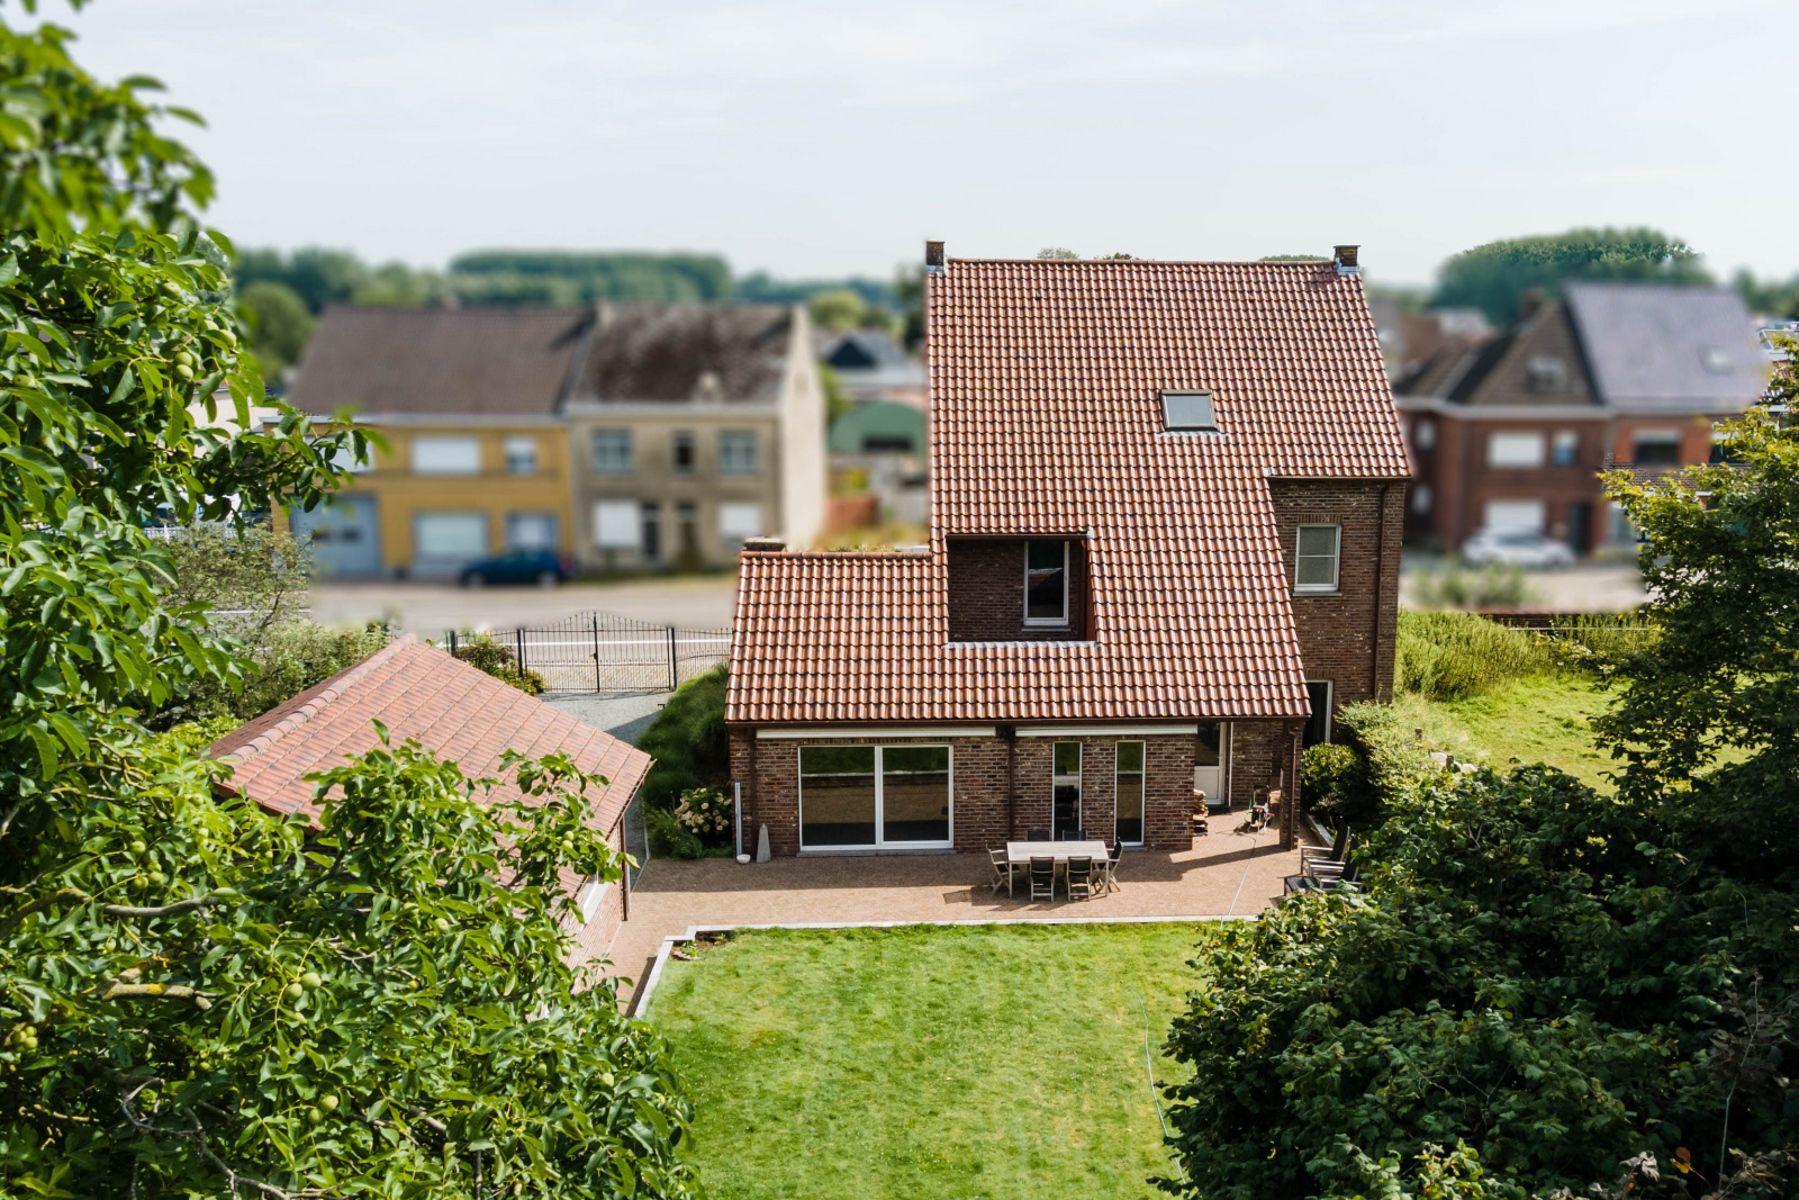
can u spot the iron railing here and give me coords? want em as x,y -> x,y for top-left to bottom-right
446,610 -> 729,695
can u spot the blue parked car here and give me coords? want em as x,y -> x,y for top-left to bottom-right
459,548 -> 574,588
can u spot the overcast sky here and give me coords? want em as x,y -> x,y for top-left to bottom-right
61,0 -> 1795,287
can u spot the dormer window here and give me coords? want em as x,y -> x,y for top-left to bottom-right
1161,390 -> 1218,433
1525,356 -> 1567,393
1024,540 -> 1069,625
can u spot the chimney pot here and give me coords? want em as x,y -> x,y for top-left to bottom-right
1333,244 -> 1360,275
924,240 -> 946,274
742,536 -> 786,553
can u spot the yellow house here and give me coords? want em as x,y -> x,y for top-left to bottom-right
285,307 -> 587,578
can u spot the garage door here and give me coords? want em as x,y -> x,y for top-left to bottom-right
290,495 -> 381,577
413,512 -> 489,577
1482,499 -> 1546,534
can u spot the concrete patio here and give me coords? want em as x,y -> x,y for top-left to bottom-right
599,822 -> 1309,1011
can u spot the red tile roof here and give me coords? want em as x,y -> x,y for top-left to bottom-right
209,636 -> 652,839
727,256 -> 1408,725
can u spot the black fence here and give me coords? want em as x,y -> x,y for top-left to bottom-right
446,611 -> 730,695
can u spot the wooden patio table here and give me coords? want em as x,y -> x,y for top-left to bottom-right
1004,839 -> 1112,898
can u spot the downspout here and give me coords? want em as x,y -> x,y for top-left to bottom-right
1001,725 -> 1017,838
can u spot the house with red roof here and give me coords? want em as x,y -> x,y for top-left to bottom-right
209,635 -> 652,956
725,244 -> 1409,854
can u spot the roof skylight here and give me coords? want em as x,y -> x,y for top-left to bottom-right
1160,390 -> 1218,432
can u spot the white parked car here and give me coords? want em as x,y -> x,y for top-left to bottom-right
1461,528 -> 1575,569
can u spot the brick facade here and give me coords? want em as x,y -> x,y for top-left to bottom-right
730,725 -> 1302,857
946,538 -> 1091,642
1267,479 -> 1404,715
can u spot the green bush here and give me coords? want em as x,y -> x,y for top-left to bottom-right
673,786 -> 732,845
1411,563 -> 1539,610
1299,741 -> 1366,828
1544,610 -> 1660,672
448,630 -> 546,695
637,666 -> 729,812
174,620 -> 392,724
645,804 -> 705,859
1397,610 -> 1558,700
1323,702 -> 1438,830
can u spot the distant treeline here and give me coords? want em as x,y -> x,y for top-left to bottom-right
234,246 -> 903,314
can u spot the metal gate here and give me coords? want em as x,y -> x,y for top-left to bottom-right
447,610 -> 730,694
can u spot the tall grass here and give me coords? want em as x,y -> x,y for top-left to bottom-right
1396,611 -> 1558,700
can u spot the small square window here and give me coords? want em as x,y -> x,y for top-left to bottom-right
592,429 -> 632,473
1551,430 -> 1579,467
1160,390 -> 1218,432
503,435 -> 538,475
1294,524 -> 1340,593
719,430 -> 759,474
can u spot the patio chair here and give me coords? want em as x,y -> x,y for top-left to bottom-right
1283,856 -> 1363,897
1066,856 -> 1095,901
1028,856 -> 1056,902
987,846 -> 1015,894
1027,829 -> 1051,842
1057,828 -> 1085,841
1100,843 -> 1123,894
1299,826 -> 1352,876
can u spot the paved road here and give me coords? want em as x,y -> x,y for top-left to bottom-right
308,574 -> 739,635
1400,555 -> 1645,612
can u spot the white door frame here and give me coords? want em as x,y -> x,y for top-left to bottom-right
796,744 -> 955,852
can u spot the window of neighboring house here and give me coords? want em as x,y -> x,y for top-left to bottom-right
1024,540 -> 1070,625
503,435 -> 538,475
505,512 -> 558,550
719,430 -> 760,475
411,436 -> 481,475
1412,417 -> 1436,451
1551,430 -> 1580,467
1160,390 -> 1218,432
1709,428 -> 1737,464
1293,524 -> 1341,593
1632,430 -> 1682,467
1115,741 -> 1145,847
1525,356 -> 1568,392
672,431 -> 696,475
1488,431 -> 1546,468
1303,681 -> 1333,748
676,501 -> 699,560
1052,741 -> 1082,838
414,513 -> 487,562
719,502 -> 764,548
592,500 -> 637,550
591,429 -> 633,473
1411,483 -> 1433,514
325,439 -> 372,474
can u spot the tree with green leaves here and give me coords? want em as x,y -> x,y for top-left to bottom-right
807,286 -> 871,332
1162,407 -> 1799,1199
1,8 -> 694,1195
1432,227 -> 1712,323
236,279 -> 313,379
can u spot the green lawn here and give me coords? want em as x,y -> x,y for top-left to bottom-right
646,923 -> 1211,1200
1394,672 -> 1618,787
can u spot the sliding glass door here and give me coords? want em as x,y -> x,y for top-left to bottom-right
1051,741 -> 1082,837
798,745 -> 952,850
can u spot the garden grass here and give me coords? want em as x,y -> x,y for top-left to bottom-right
1393,671 -> 1618,787
646,922 -> 1211,1200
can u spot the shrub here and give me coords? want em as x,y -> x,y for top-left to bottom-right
673,786 -> 732,844
173,620 -> 392,724
1411,563 -> 1539,610
1322,702 -> 1438,830
449,630 -> 546,695
1300,741 -> 1366,828
645,804 -> 704,859
1397,610 -> 1557,700
637,666 -> 730,811
1545,610 -> 1659,672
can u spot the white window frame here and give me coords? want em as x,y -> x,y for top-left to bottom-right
796,744 -> 954,852
1631,429 -> 1682,465
413,512 -> 488,560
1159,389 -> 1218,433
592,500 -> 638,550
591,428 -> 633,474
502,435 -> 538,475
1488,431 -> 1547,469
719,502 -> 764,548
410,435 -> 481,476
504,511 -> 558,550
719,429 -> 760,475
1114,740 -> 1145,848
1023,540 -> 1071,626
1051,740 -> 1082,839
1293,524 -> 1341,594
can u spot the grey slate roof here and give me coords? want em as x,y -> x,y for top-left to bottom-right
1563,283 -> 1765,412
287,306 -> 590,417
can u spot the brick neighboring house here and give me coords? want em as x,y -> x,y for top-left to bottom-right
725,246 -> 1409,855
1395,283 -> 1768,554
208,636 -> 652,958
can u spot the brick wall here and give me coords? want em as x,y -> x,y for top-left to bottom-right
945,538 -> 1090,642
1268,480 -> 1403,715
729,727 -> 1306,856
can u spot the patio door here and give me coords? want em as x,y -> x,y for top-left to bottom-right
798,745 -> 952,851
1194,722 -> 1231,809
1051,741 -> 1082,837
